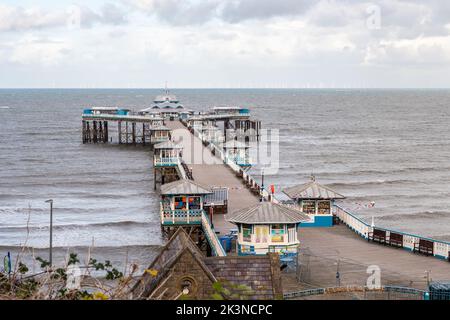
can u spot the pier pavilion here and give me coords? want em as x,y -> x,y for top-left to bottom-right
160,179 -> 226,257
150,125 -> 171,144
283,176 -> 345,228
227,202 -> 310,255
153,141 -> 183,167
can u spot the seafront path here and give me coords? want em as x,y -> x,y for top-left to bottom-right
166,120 -> 450,291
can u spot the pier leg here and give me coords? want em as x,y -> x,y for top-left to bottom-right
82,120 -> 86,144
99,121 -> 103,143
118,121 -> 122,144
104,121 -> 108,143
93,121 -> 98,143
132,122 -> 136,145
142,123 -> 146,146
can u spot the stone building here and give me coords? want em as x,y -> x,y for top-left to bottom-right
131,228 -> 283,300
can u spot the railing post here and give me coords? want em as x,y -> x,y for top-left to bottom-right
172,210 -> 175,224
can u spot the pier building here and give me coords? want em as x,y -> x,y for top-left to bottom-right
283,176 -> 345,228
227,202 -> 310,256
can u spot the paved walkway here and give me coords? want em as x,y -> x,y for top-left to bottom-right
166,120 -> 450,291
166,121 -> 260,234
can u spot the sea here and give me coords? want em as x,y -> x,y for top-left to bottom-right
1,88 -> 450,270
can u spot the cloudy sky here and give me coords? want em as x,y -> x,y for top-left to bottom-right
1,0 -> 450,88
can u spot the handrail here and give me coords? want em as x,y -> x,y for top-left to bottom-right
160,208 -> 203,225
201,211 -> 226,257
334,204 -> 450,260
284,285 -> 427,300
185,122 -> 277,203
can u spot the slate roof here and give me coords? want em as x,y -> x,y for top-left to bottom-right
131,227 -> 283,300
204,255 -> 283,300
283,177 -> 345,200
130,228 -> 215,299
227,202 -> 311,224
160,179 -> 212,195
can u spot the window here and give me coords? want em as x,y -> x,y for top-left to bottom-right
174,196 -> 187,210
188,196 -> 201,210
302,200 -> 316,214
255,225 -> 269,243
318,201 -> 331,215
242,224 -> 252,242
271,224 -> 285,243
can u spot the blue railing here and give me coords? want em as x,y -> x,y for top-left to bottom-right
161,209 -> 204,225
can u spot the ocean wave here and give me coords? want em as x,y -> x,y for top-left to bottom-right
378,211 -> 450,221
0,220 -> 153,232
326,179 -> 415,188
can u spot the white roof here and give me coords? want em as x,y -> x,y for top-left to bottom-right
283,177 -> 345,200
161,179 -> 212,195
227,202 -> 311,224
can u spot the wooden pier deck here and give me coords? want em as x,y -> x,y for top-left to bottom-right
166,120 -> 260,234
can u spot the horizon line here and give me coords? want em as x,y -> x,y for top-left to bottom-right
1,87 -> 450,90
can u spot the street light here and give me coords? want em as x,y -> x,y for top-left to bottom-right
45,199 -> 53,266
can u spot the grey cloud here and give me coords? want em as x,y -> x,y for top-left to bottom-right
219,0 -> 315,23
0,3 -> 128,32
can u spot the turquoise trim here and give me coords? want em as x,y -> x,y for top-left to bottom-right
300,215 -> 333,228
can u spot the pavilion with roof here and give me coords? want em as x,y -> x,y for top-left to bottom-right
282,175 -> 345,228
226,202 -> 310,255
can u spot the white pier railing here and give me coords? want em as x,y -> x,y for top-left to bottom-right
334,204 -> 450,261
185,121 -> 277,203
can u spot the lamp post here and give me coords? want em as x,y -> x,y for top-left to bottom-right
260,168 -> 265,202
45,199 -> 53,266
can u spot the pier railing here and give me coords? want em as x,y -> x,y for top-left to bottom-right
201,212 -> 227,257
154,157 -> 180,167
160,204 -> 203,225
334,204 -> 450,261
184,120 -> 276,203
284,285 -> 427,300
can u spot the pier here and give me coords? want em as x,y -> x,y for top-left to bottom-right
81,93 -> 450,295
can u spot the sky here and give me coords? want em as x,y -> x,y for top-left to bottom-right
0,0 -> 450,88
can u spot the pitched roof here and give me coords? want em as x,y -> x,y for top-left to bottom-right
227,202 -> 311,224
204,254 -> 283,300
131,227 -> 283,300
160,179 -> 212,195
130,228 -> 216,299
283,177 -> 345,200
153,141 -> 183,149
